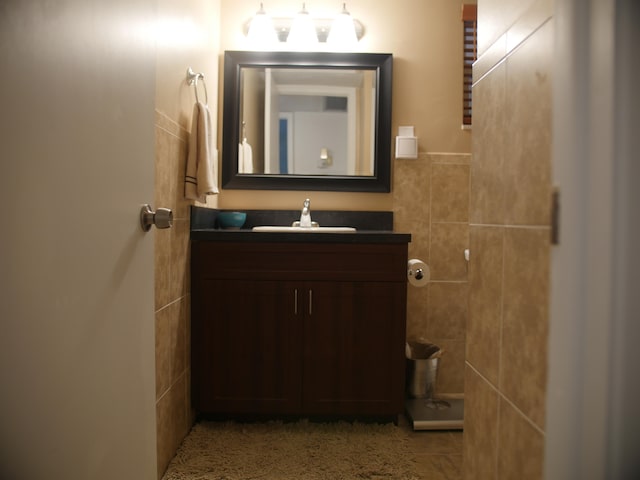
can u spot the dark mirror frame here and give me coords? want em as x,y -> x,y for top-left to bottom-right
221,50 -> 393,192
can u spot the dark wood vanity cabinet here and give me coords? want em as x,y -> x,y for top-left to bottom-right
191,240 -> 408,418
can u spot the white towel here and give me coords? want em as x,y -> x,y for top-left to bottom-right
241,139 -> 253,174
185,102 -> 218,201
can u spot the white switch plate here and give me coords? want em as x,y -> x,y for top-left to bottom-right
396,136 -> 418,159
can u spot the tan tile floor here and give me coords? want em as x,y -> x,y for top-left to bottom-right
398,414 -> 464,480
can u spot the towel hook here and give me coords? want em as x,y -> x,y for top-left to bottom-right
186,67 -> 208,105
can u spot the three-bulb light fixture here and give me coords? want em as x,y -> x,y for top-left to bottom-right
245,3 -> 364,51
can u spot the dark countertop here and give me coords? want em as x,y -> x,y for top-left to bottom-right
189,206 -> 411,244
191,229 -> 411,244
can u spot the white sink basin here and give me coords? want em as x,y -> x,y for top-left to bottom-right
252,226 -> 356,233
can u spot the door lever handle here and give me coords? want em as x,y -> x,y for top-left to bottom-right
140,204 -> 173,232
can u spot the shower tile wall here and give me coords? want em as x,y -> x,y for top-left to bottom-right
395,153 -> 471,396
465,0 -> 552,478
154,111 -> 195,476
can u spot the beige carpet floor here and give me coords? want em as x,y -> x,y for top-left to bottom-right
162,419 -> 421,480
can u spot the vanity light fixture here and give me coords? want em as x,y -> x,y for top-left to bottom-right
243,3 -> 364,48
326,3 -> 358,49
246,3 -> 278,49
287,3 -> 319,49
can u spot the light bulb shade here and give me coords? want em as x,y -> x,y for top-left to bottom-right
246,8 -> 278,48
327,8 -> 358,49
286,8 -> 318,48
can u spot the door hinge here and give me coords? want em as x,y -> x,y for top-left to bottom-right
551,188 -> 560,245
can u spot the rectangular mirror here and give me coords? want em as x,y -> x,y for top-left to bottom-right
221,51 -> 393,192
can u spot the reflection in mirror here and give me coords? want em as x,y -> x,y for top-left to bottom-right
240,68 -> 375,177
222,51 -> 393,192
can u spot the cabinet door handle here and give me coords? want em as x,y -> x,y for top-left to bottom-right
294,288 -> 298,315
309,289 -> 313,315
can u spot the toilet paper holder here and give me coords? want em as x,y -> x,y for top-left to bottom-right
407,259 -> 430,287
411,267 -> 425,280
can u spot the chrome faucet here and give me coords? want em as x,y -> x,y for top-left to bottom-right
299,198 -> 312,227
291,198 -> 318,228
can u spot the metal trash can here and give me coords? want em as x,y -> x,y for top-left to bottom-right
406,340 -> 442,399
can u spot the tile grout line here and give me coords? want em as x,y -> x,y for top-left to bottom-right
155,294 -> 188,315
495,225 -> 506,478
466,361 -> 546,437
431,221 -> 470,225
156,367 -> 190,404
426,160 -> 434,338
156,124 -> 188,142
469,223 -> 551,230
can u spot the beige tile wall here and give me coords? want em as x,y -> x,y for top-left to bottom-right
465,0 -> 552,477
154,111 -> 194,476
154,0 -> 220,476
395,153 -> 471,396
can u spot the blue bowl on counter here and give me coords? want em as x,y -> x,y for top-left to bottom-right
217,211 -> 247,230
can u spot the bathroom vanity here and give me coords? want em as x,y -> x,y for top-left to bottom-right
190,221 -> 410,420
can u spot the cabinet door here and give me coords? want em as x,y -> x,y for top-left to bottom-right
301,281 -> 406,416
192,278 -> 302,414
